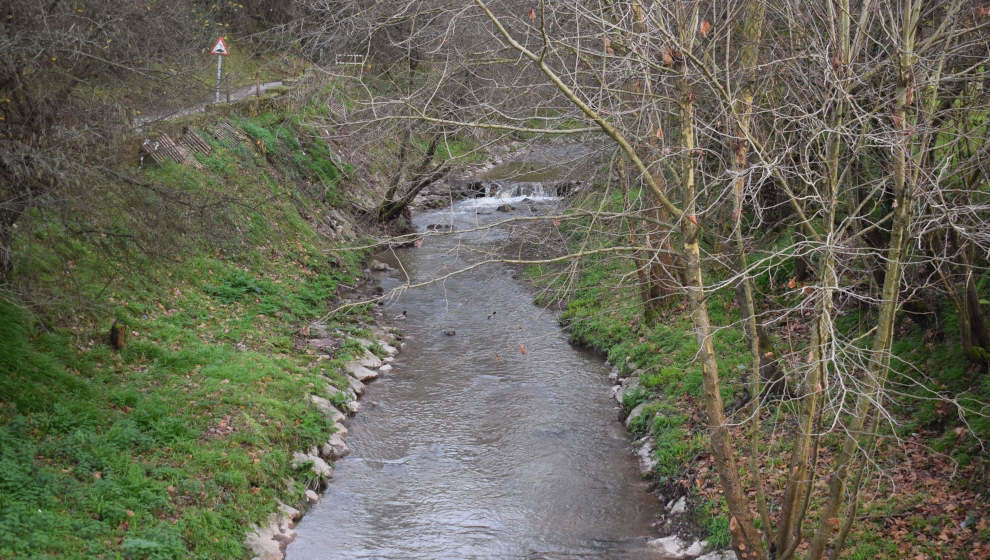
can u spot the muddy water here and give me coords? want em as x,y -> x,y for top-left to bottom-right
287,196 -> 663,559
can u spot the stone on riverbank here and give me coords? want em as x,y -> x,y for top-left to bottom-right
347,375 -> 365,396
359,349 -> 383,369
612,375 -> 640,405
636,436 -> 657,475
278,501 -> 301,521
625,400 -> 655,429
292,452 -> 333,479
246,512 -> 296,560
322,432 -> 350,460
309,395 -> 346,424
647,535 -> 705,559
696,551 -> 738,560
345,362 -> 379,382
369,259 -> 391,272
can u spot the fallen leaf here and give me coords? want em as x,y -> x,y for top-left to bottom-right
700,20 -> 712,37
662,46 -> 674,66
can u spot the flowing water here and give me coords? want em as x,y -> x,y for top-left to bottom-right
287,191 -> 665,559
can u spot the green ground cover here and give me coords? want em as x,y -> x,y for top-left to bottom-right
0,111 -> 371,559
529,189 -> 989,559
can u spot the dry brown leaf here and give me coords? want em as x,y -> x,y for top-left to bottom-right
662,45 -> 674,66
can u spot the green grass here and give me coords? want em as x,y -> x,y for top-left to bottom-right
696,498 -> 732,550
0,112 -> 372,558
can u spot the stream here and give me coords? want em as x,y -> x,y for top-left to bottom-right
286,188 -> 665,559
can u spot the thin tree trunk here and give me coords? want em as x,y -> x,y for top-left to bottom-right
678,6 -> 763,557
808,2 -> 920,557
729,1 -> 773,550
617,155 -> 659,319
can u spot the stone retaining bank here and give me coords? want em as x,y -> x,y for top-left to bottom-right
245,323 -> 402,560
609,363 -> 739,560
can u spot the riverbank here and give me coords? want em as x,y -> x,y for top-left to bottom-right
244,299 -> 405,560
0,100 -> 400,558
527,211 -> 990,559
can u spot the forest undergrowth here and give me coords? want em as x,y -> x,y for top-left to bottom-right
528,189 -> 990,560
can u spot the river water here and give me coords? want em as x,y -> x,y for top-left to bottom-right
286,194 -> 664,559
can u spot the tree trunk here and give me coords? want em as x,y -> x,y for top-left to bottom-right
678,9 -> 763,555
808,3 -> 920,557
378,135 -> 444,223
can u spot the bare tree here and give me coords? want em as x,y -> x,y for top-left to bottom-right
302,1 -> 989,558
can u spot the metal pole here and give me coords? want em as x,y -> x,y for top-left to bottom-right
215,55 -> 223,103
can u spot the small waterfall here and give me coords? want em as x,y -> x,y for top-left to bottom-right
483,181 -> 556,199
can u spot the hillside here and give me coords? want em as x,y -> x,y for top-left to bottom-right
0,82 -> 394,558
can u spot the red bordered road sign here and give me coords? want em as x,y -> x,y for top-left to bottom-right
211,37 -> 229,56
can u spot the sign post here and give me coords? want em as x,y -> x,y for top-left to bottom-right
210,37 -> 229,103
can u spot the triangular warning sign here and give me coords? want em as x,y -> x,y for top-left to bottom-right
211,37 -> 229,56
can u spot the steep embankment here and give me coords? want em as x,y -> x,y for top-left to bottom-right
528,189 -> 990,559
0,85 -> 393,559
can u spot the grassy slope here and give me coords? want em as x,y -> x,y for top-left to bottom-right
0,105 -> 374,559
530,189 -> 990,558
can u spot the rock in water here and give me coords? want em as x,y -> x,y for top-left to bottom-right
647,536 -> 704,559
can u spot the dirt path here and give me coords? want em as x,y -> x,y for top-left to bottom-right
134,81 -> 284,129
